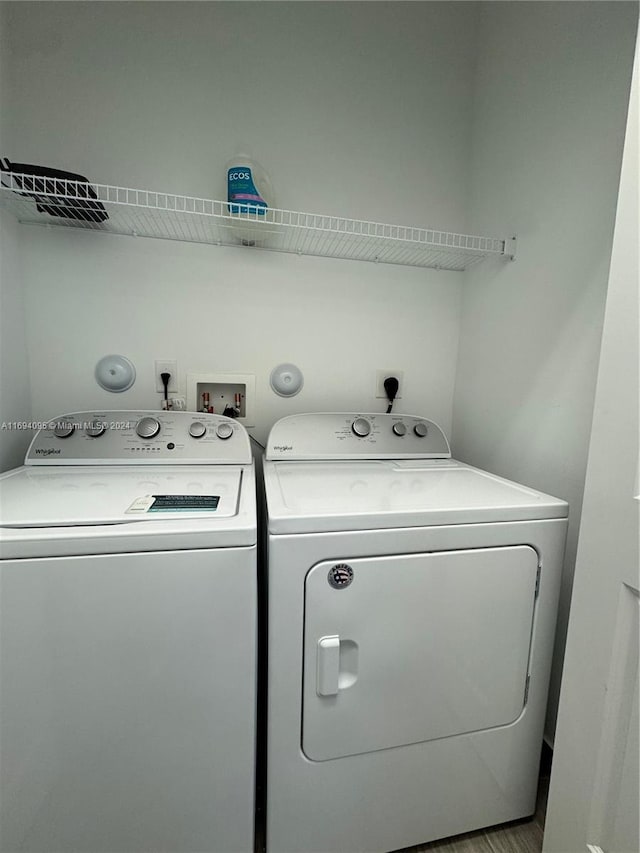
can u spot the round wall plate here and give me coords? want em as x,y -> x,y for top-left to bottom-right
95,354 -> 136,392
270,363 -> 304,397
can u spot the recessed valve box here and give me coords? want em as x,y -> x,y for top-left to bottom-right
187,373 -> 255,427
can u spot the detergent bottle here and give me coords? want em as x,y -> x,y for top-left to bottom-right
224,154 -> 275,246
226,154 -> 274,216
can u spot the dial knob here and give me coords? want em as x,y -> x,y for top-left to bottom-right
216,422 -> 234,440
54,421 -> 75,439
414,422 -> 428,438
85,421 -> 106,438
189,421 -> 207,439
352,417 -> 371,438
392,422 -> 407,437
136,417 -> 161,439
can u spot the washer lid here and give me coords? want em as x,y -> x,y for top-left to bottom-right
264,458 -> 568,534
0,465 -> 244,528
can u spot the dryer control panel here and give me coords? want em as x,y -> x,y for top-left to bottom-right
25,411 -> 252,465
266,413 -> 451,460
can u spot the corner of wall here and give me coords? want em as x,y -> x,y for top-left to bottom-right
0,209 -> 32,472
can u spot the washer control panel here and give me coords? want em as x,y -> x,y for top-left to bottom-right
25,411 -> 252,465
266,413 -> 451,460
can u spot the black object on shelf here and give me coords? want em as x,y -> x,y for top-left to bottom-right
0,158 -> 109,223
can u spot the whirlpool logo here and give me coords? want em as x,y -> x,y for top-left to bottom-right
35,448 -> 61,456
272,445 -> 293,452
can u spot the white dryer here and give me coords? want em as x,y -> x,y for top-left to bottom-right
263,412 -> 568,853
0,411 -> 257,853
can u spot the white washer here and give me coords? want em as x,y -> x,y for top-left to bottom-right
263,412 -> 568,853
0,410 -> 257,853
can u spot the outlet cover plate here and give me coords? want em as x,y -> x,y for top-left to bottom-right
375,369 -> 404,399
155,360 -> 178,393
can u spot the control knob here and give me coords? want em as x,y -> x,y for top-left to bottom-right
392,422 -> 407,437
414,422 -> 428,438
352,417 -> 371,438
54,421 -> 75,439
85,421 -> 106,438
216,422 -> 234,440
189,421 -> 207,439
136,417 -> 161,439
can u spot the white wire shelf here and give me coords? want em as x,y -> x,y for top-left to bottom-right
0,172 -> 515,271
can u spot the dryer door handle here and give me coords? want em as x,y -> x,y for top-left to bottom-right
316,635 -> 340,696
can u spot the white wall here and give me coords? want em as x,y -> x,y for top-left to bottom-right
0,6 -> 31,473
18,227 -> 462,443
453,1 -> 638,740
0,212 -> 31,472
3,1 -> 480,443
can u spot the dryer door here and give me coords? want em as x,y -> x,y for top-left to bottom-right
302,546 -> 538,761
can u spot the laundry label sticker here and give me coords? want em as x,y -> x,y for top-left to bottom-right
126,495 -> 220,513
126,495 -> 156,513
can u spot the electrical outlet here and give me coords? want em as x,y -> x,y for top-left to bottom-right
375,370 -> 404,399
155,360 -> 178,393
